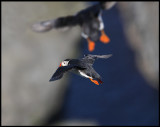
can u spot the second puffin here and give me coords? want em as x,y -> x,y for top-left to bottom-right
49,54 -> 112,85
32,2 -> 116,52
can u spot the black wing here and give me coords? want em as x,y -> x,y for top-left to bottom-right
49,62 -> 86,82
100,2 -> 116,10
76,2 -> 116,19
49,65 -> 75,82
32,15 -> 80,33
82,54 -> 112,65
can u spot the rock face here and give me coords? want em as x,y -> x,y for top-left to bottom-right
118,2 -> 159,89
2,2 -> 85,125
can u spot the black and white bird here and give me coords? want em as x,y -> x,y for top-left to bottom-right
32,2 -> 116,52
49,54 -> 112,85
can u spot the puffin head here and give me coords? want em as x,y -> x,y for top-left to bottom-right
59,59 -> 71,67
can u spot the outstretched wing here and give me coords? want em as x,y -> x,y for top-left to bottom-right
32,15 -> 79,32
49,62 -> 86,82
82,54 -> 112,65
49,65 -> 75,82
100,2 -> 116,10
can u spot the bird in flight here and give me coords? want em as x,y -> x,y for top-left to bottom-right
49,54 -> 112,85
32,2 -> 116,52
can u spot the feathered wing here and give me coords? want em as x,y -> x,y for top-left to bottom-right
49,63 -> 86,82
100,2 -> 116,10
32,2 -> 116,33
82,54 -> 112,65
49,65 -> 75,82
32,15 -> 79,32
93,54 -> 112,59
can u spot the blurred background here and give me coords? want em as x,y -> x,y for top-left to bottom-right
2,2 -> 159,126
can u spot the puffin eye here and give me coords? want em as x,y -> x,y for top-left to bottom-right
62,61 -> 68,66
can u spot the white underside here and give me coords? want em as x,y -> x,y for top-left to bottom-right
99,21 -> 104,30
79,70 -> 92,79
81,32 -> 88,39
98,12 -> 104,30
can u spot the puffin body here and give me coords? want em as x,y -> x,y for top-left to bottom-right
49,54 -> 112,85
32,2 -> 116,52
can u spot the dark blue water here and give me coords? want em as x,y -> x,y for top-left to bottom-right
56,4 -> 159,126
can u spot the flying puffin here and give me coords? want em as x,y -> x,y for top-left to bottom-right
49,54 -> 112,85
32,2 -> 116,52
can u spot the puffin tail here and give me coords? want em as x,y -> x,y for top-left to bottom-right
98,79 -> 103,84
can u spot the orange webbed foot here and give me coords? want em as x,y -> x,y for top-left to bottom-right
100,30 -> 110,43
87,38 -> 95,52
89,78 -> 99,85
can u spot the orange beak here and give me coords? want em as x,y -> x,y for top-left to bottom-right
59,63 -> 62,67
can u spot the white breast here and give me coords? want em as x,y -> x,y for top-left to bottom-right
98,12 -> 104,30
81,32 -> 88,39
79,70 -> 92,79
99,21 -> 104,30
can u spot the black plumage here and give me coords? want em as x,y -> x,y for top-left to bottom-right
32,2 -> 116,51
49,54 -> 112,85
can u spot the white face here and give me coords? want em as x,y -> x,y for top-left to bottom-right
61,61 -> 69,66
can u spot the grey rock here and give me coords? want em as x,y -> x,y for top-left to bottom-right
2,2 -> 86,125
118,2 -> 159,89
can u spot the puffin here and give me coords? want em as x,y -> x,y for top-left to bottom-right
32,2 -> 116,52
49,54 -> 112,85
